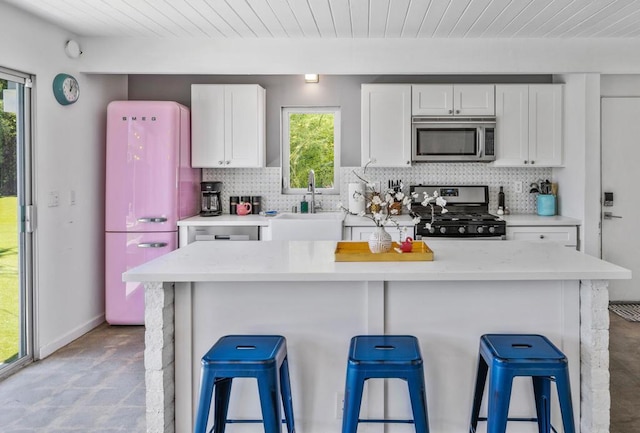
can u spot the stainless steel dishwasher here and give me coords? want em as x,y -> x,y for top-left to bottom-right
184,226 -> 260,245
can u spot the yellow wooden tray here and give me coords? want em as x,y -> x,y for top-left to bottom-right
334,241 -> 434,262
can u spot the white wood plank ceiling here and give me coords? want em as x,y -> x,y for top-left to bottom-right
4,0 -> 640,38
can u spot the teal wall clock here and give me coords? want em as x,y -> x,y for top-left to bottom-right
52,73 -> 79,105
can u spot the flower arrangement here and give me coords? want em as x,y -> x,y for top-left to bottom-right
338,163 -> 448,234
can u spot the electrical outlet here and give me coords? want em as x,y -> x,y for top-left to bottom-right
335,392 -> 345,419
48,190 -> 59,207
514,181 -> 523,194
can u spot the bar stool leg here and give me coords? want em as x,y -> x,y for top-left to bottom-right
532,377 -> 551,433
213,378 -> 233,433
194,368 -> 216,433
341,371 -> 366,433
469,357 -> 488,433
257,371 -> 282,433
407,371 -> 430,433
487,369 -> 513,433
279,357 -> 296,433
555,371 -> 577,433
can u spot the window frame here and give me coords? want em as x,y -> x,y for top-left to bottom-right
281,106 -> 341,195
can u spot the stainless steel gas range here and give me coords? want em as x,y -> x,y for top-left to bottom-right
410,185 -> 506,239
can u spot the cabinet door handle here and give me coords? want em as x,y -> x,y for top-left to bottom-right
531,160 -> 535,164
218,161 -> 223,165
226,160 -> 231,165
524,160 -> 528,164
448,109 -> 453,114
539,235 -> 545,239
455,109 -> 460,114
406,160 -> 410,165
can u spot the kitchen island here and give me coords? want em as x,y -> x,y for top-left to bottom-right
124,240 -> 630,433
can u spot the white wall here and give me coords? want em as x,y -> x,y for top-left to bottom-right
0,2 -> 127,358
552,74 -> 601,256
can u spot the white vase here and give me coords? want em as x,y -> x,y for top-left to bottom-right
368,226 -> 392,254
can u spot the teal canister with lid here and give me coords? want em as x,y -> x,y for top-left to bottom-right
537,194 -> 556,216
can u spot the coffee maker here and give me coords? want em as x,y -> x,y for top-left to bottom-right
200,181 -> 222,216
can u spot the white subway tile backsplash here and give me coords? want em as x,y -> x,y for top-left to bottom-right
203,164 -> 552,215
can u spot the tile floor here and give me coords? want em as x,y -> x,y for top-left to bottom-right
0,312 -> 638,432
0,324 -> 145,432
609,311 -> 640,433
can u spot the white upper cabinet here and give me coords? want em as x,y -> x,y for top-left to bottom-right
529,85 -> 563,166
361,84 -> 412,167
494,84 -> 563,167
412,84 -> 495,116
191,84 -> 265,168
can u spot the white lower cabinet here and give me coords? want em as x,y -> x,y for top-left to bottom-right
506,226 -> 578,249
347,226 -> 415,242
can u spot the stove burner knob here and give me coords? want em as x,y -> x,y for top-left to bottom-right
429,227 -> 436,234
458,227 -> 466,234
489,226 -> 496,234
439,227 -> 447,234
477,226 -> 484,234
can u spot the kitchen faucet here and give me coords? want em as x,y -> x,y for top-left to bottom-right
308,169 -> 320,213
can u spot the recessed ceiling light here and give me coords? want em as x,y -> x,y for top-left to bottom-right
304,74 -> 319,83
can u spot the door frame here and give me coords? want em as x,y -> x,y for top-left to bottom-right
0,66 -> 35,378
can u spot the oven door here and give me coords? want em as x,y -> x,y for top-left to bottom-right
411,117 -> 495,162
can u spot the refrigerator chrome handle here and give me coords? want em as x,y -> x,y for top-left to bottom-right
137,242 -> 168,248
137,217 -> 168,223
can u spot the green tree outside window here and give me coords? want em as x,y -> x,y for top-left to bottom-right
282,107 -> 340,194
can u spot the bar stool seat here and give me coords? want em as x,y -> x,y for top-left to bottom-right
194,335 -> 295,433
469,334 -> 576,433
341,335 -> 430,433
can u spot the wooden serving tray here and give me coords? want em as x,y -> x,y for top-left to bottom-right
334,241 -> 434,262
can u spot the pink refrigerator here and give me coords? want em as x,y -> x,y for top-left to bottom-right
105,101 -> 199,325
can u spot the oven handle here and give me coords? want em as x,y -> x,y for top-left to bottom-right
416,234 -> 505,241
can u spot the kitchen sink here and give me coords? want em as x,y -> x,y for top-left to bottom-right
267,212 -> 344,240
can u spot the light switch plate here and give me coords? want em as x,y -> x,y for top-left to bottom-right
48,190 -> 59,207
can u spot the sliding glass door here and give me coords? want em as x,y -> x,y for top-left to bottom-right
0,67 -> 33,377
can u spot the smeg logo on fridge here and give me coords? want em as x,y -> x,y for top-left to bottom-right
121,116 -> 157,121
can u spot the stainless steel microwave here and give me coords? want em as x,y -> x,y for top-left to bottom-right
411,116 -> 496,162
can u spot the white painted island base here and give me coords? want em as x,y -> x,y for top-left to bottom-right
145,278 -> 609,433
127,240 -> 628,433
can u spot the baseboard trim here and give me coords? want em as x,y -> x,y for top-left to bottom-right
37,314 -> 105,359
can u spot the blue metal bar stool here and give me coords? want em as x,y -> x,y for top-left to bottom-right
469,334 -> 576,433
341,335 -> 430,433
194,335 -> 295,433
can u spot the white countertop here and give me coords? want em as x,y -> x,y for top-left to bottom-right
178,214 -> 271,226
179,213 -> 580,228
501,214 -> 582,226
179,213 -> 416,227
344,213 -> 416,227
123,239 -> 629,283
